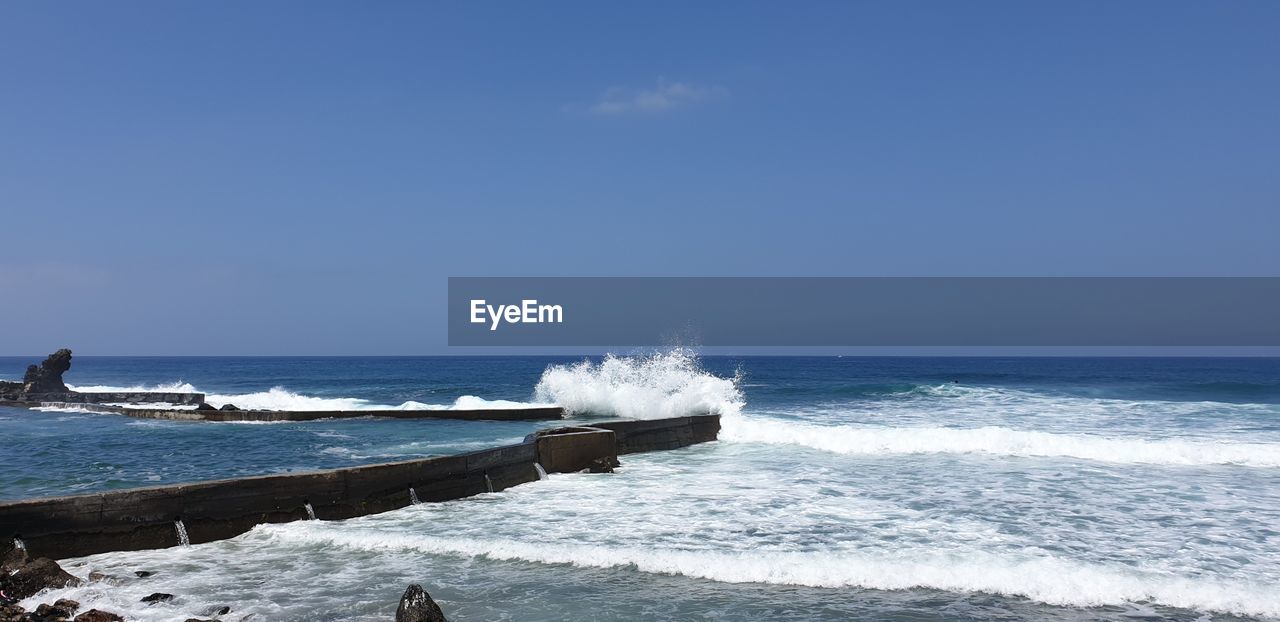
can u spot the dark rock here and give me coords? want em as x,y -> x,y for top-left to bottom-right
140,593 -> 173,604
133,571 -> 152,578
586,456 -> 620,473
1,540 -> 26,571
52,600 -> 79,616
395,584 -> 446,622
22,349 -> 72,394
183,619 -> 216,622
72,611 -> 124,622
219,404 -> 238,411
0,558 -> 81,601
33,600 -> 77,620
0,380 -> 22,397
195,403 -> 216,411
203,605 -> 231,615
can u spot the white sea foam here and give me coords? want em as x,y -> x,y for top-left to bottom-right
31,405 -> 111,415
721,416 -> 1280,467
533,350 -> 743,419
259,523 -> 1280,617
67,381 -> 198,393
70,382 -> 548,412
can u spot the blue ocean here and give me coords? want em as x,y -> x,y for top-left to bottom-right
2,354 -> 1279,621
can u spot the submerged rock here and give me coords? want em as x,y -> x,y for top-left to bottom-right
22,349 -> 72,394
140,592 -> 173,604
395,584 -> 446,622
32,598 -> 79,620
0,557 -> 82,601
586,456 -> 620,473
133,571 -> 153,578
202,605 -> 231,615
72,611 -> 124,622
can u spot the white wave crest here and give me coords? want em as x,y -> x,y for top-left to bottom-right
67,381 -> 198,393
31,405 -> 112,415
260,524 -> 1280,617
721,417 -> 1280,467
533,350 -> 743,419
70,382 -> 547,412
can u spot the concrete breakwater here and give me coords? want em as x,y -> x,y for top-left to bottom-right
0,415 -> 720,561
3,348 -> 562,422
5,401 -> 566,422
1,392 -> 206,405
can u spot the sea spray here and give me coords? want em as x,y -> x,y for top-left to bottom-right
533,349 -> 743,420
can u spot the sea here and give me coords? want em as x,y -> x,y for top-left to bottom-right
1,353 -> 1278,621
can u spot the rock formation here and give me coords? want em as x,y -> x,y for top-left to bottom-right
22,349 -> 72,394
0,549 -> 82,602
73,611 -> 124,622
0,380 -> 21,397
395,584 -> 447,622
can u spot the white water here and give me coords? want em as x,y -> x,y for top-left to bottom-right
69,382 -> 551,412
174,520 -> 190,547
26,353 -> 1280,620
722,416 -> 1280,467
533,350 -> 743,419
13,537 -> 25,551
263,524 -> 1280,616
534,463 -> 549,481
304,503 -> 317,520
409,488 -> 421,505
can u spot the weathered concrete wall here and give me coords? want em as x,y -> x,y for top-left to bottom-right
535,427 -> 618,473
0,402 -> 565,422
591,415 -> 722,454
0,443 -> 543,560
0,416 -> 717,561
122,406 -> 566,422
5,392 -> 206,405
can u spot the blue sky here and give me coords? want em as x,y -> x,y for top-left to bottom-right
1,2 -> 1277,355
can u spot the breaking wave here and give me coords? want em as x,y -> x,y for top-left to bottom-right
721,417 -> 1280,467
260,524 -> 1280,617
533,350 -> 743,419
69,382 -> 547,412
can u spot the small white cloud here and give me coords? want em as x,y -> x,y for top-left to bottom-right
579,78 -> 728,115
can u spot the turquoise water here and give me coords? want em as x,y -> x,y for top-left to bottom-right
2,354 -> 1279,620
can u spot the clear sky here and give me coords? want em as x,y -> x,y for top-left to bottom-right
1,2 -> 1277,355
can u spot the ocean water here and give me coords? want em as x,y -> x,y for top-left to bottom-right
2,354 -> 1279,621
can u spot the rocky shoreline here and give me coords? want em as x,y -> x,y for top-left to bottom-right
1,544 -> 447,621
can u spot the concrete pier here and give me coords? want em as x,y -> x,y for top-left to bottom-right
0,401 -> 566,422
0,415 -> 720,560
2,392 -> 206,405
